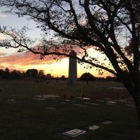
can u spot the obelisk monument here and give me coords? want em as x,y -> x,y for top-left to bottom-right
68,50 -> 77,85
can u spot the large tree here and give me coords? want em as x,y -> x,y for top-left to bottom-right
80,72 -> 95,84
0,0 -> 140,128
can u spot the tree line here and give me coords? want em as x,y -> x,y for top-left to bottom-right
0,67 -> 118,82
0,68 -> 52,80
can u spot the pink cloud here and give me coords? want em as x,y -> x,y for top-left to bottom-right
0,51 -> 58,66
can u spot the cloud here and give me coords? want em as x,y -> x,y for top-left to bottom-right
0,51 -> 59,67
0,45 -> 103,73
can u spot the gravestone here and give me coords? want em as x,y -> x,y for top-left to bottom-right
63,129 -> 86,137
68,50 -> 77,86
88,125 -> 100,130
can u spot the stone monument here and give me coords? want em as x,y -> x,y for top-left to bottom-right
68,50 -> 77,85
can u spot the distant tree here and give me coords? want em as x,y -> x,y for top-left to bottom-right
46,73 -> 52,79
38,70 -> 45,79
0,69 -> 4,79
10,70 -> 21,79
3,68 -> 10,79
26,69 -> 38,78
60,75 -> 66,80
80,72 -> 95,84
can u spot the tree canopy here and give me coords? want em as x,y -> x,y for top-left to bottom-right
79,72 -> 95,84
0,0 -> 140,128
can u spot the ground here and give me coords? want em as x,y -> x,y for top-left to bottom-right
0,80 -> 139,140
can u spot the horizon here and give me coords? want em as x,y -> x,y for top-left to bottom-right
0,57 -> 113,78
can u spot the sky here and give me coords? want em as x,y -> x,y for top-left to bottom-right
0,7 -> 113,78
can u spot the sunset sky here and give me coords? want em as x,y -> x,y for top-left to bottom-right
0,7 -> 113,78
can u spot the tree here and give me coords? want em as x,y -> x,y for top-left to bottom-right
26,69 -> 38,78
0,0 -> 140,128
60,75 -> 66,80
38,70 -> 45,79
46,73 -> 52,79
80,72 -> 95,84
3,68 -> 10,79
10,70 -> 21,79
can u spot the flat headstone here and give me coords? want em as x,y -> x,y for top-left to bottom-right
34,95 -> 60,99
63,129 -> 86,137
88,125 -> 100,130
77,97 -> 90,100
7,99 -> 14,101
73,104 -> 87,107
102,121 -> 112,124
84,102 -> 99,106
107,101 -> 117,104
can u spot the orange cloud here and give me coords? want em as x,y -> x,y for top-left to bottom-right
0,51 -> 58,66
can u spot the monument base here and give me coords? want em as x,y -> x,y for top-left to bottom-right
67,78 -> 77,86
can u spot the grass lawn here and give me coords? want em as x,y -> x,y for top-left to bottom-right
0,80 -> 139,140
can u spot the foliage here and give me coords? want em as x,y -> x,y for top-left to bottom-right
0,68 -> 21,79
79,72 -> 95,83
0,68 -> 45,79
26,69 -> 38,78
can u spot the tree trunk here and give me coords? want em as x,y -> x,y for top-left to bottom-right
136,106 -> 140,129
123,80 -> 140,129
132,94 -> 140,129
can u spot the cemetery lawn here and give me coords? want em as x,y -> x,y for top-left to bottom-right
0,80 -> 139,140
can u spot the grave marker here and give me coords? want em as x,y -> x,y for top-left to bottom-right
88,125 -> 100,130
63,129 -> 86,137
